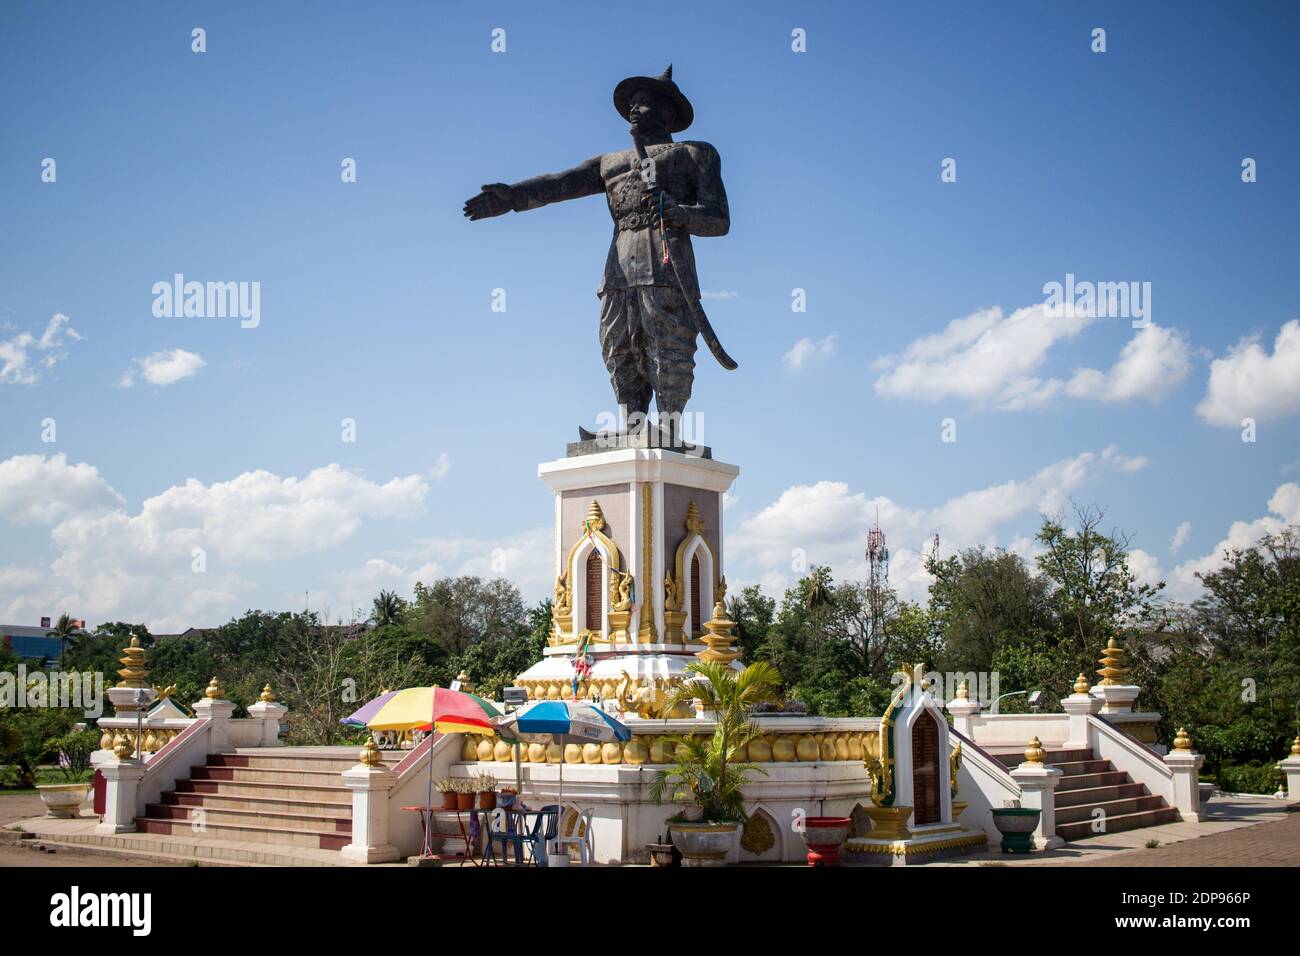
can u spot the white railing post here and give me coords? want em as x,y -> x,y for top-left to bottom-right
1277,737 -> 1300,800
246,684 -> 288,747
95,738 -> 146,834
1163,729 -> 1204,822
341,740 -> 400,863
1061,673 -> 1098,750
946,680 -> 982,740
192,679 -> 236,750
1009,739 -> 1063,850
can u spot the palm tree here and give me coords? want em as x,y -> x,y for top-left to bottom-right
46,613 -> 79,664
649,660 -> 782,823
371,590 -> 404,627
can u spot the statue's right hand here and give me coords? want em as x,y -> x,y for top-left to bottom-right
463,183 -> 515,220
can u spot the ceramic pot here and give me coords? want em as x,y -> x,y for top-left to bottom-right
37,783 -> 91,819
800,816 -> 852,866
669,821 -> 740,867
990,807 -> 1040,853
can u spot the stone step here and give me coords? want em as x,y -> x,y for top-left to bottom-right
163,790 -> 350,817
209,752 -> 400,773
174,778 -> 350,802
1056,806 -> 1178,842
1055,795 -> 1166,825
1055,782 -> 1147,808
1056,770 -> 1130,791
145,801 -> 352,834
1042,758 -> 1113,776
190,764 -> 350,786
136,815 -> 352,851
18,829 -> 351,866
992,748 -> 1094,767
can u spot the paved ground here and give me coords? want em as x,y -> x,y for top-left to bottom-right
1070,809 -> 1299,867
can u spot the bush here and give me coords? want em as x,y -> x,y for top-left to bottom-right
1216,761 -> 1281,795
46,728 -> 101,781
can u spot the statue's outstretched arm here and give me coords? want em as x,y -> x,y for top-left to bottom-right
463,156 -> 602,220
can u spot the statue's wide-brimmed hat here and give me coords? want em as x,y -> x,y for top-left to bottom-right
613,64 -> 694,133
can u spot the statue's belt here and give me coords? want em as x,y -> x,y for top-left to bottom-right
613,210 -> 658,232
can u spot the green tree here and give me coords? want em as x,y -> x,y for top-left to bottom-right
46,613 -> 80,663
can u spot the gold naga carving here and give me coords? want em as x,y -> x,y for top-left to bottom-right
949,739 -> 962,798
615,669 -> 692,719
551,569 -> 573,645
607,567 -> 633,642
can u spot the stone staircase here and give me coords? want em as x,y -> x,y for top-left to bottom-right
992,746 -> 1176,841
136,749 -> 399,852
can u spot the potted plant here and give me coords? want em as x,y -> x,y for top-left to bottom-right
435,777 -> 458,811
650,660 -> 782,866
453,777 -> 475,811
36,729 -> 98,818
475,772 -> 498,810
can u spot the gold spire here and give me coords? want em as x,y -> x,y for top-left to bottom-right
1095,637 -> 1130,686
204,676 -> 225,700
584,499 -> 606,533
1173,728 -> 1192,751
1024,736 -> 1045,764
696,600 -> 741,664
1290,736 -> 1300,757
258,684 -> 277,703
685,500 -> 704,535
358,738 -> 384,767
1073,672 -> 1090,695
115,636 -> 149,688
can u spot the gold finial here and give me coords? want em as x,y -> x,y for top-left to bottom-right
1024,736 -> 1045,764
258,684 -> 277,703
1290,735 -> 1300,757
584,499 -> 606,532
1095,636 -> 1130,686
115,635 -> 149,688
1173,728 -> 1192,751
455,670 -> 475,693
715,575 -> 727,605
358,738 -> 384,767
685,500 -> 704,535
956,680 -> 969,700
1073,672 -> 1090,695
204,677 -> 225,700
112,732 -> 134,760
696,599 -> 741,664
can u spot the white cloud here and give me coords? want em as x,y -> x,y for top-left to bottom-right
0,457 -> 430,630
783,335 -> 837,370
120,348 -> 206,387
1196,320 -> 1300,426
1169,520 -> 1191,554
873,304 -> 1096,410
0,454 -> 124,524
0,313 -> 81,385
1066,324 -> 1192,403
430,452 -> 452,480
727,446 -> 1145,600
1166,482 -> 1300,600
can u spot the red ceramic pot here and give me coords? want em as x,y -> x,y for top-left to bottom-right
441,791 -> 458,811
455,791 -> 475,811
801,816 -> 852,866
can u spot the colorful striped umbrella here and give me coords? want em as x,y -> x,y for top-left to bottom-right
339,689 -> 400,727
366,686 -> 506,735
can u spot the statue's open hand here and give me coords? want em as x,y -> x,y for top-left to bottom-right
645,191 -> 687,229
463,183 -> 515,220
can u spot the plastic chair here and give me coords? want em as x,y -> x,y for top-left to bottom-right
532,804 -> 561,867
485,808 -> 538,866
555,806 -> 595,866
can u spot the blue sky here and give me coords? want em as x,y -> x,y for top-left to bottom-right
2,1 -> 1298,630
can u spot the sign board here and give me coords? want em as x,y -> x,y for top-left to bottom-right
503,687 -> 529,707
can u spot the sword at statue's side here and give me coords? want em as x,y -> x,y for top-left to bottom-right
633,134 -> 738,371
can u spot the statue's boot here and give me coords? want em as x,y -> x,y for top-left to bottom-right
577,411 -> 649,442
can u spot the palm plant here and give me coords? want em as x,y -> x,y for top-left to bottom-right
649,660 -> 782,823
47,613 -> 79,664
371,590 -> 405,627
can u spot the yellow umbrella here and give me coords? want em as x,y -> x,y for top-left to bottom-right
366,686 -> 504,735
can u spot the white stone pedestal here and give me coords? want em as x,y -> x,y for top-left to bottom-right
946,694 -> 981,740
95,759 -> 146,834
1061,693 -> 1099,750
1165,749 -> 1206,822
1278,752 -> 1300,800
246,700 -> 288,746
1090,684 -> 1140,714
192,697 -> 236,749
1009,762 -> 1064,850
341,764 -> 400,863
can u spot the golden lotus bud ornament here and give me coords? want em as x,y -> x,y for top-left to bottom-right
1173,727 -> 1192,751
1024,736 -> 1045,764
